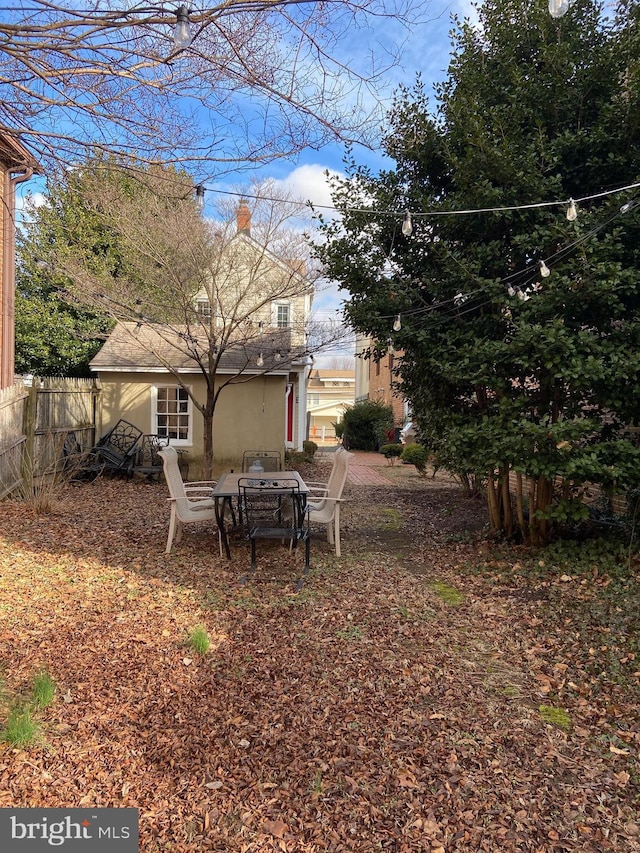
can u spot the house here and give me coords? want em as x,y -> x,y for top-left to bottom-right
0,132 -> 39,389
354,333 -> 409,435
89,202 -> 313,473
307,367 -> 355,445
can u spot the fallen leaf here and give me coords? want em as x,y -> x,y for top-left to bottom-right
609,745 -> 630,755
397,770 -> 418,788
263,819 -> 287,838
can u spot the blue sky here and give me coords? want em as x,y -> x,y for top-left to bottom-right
15,0 -> 475,354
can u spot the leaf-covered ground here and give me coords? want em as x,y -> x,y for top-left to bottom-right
0,455 -> 638,852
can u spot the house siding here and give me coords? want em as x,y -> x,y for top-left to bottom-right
97,370 -> 289,475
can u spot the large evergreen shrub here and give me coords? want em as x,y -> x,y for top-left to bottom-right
342,400 -> 393,450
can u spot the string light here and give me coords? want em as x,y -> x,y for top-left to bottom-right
549,0 -> 571,17
378,195 -> 638,335
401,211 -> 413,237
195,184 -> 205,211
173,5 -> 192,49
566,198 -> 577,221
256,352 -> 264,367
540,260 -> 551,278
274,350 -> 281,361
393,314 -> 402,332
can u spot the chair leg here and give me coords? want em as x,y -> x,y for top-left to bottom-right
334,505 -> 341,557
326,522 -> 334,545
166,508 -> 177,554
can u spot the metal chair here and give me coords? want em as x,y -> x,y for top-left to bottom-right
93,419 -> 143,476
158,446 -> 221,555
241,450 -> 282,473
237,476 -> 310,584
132,434 -> 169,481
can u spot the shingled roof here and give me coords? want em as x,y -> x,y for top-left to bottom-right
90,322 -> 302,374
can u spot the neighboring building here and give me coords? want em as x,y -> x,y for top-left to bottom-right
90,202 -> 313,472
0,132 -> 39,389
307,367 -> 355,445
354,333 -> 371,403
354,334 -> 409,431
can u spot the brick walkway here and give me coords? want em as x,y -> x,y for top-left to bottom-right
345,451 -> 396,486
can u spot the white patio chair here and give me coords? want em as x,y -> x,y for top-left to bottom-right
304,445 -> 347,496
158,446 -> 221,555
306,448 -> 353,557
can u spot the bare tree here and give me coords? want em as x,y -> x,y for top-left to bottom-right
26,163 -> 348,476
1,0 -> 427,172
324,356 -> 356,371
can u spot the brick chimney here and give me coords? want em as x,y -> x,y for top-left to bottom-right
236,199 -> 251,235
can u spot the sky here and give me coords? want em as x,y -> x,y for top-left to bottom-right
14,0 -> 477,360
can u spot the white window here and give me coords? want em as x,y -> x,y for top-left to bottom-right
272,302 -> 291,328
153,386 -> 192,446
196,298 -> 211,318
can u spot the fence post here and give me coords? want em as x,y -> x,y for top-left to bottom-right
21,377 -> 38,493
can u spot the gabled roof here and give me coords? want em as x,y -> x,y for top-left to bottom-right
90,322 -> 307,375
229,231 -> 314,297
0,131 -> 40,171
309,369 -> 355,386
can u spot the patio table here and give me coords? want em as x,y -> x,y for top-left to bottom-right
212,471 -> 309,559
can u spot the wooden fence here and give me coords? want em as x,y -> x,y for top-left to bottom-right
0,377 -> 101,499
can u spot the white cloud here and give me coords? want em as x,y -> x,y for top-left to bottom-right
18,191 -> 46,211
273,163 -> 344,212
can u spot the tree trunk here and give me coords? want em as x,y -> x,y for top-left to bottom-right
515,472 -> 526,539
499,466 -> 513,537
486,472 -> 501,532
202,409 -> 214,480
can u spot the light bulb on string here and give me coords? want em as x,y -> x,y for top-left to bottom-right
548,0 -> 570,18
274,351 -> 281,361
401,211 -> 413,237
195,184 -> 205,211
566,198 -> 577,221
256,352 -> 264,368
507,285 -> 516,297
393,314 -> 402,332
173,5 -> 192,49
540,260 -> 551,278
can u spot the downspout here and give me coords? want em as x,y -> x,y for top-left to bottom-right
1,166 -> 33,388
298,354 -> 312,450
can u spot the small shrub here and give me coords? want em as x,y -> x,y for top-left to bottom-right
400,443 -> 428,476
2,703 -> 40,747
379,443 -> 403,465
303,440 -> 318,458
31,670 -> 56,710
285,450 -> 307,467
187,626 -> 211,654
